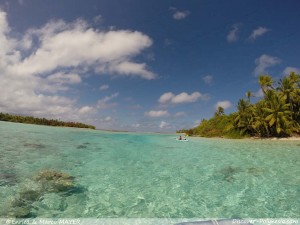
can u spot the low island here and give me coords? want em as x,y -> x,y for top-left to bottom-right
0,112 -> 95,129
178,72 -> 300,139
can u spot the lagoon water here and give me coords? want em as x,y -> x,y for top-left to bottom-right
0,121 -> 299,218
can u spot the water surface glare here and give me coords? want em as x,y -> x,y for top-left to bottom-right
0,121 -> 299,218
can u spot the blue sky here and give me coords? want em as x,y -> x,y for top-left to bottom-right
0,0 -> 299,132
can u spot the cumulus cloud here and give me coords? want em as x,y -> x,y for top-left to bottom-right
172,92 -> 202,104
170,7 -> 190,20
0,9 -> 155,122
158,92 -> 205,104
99,84 -> 109,91
47,72 -> 82,84
159,121 -> 169,129
249,27 -> 270,41
78,106 -> 95,114
93,115 -> 122,130
283,67 -> 300,76
173,11 -> 190,20
9,20 -> 155,79
107,61 -> 155,80
254,54 -> 281,76
158,92 -> 174,104
132,123 -> 140,128
97,93 -> 119,110
93,15 -> 103,24
227,23 -> 241,43
202,75 -> 213,85
104,116 -> 112,121
215,100 -> 232,110
145,110 -> 169,117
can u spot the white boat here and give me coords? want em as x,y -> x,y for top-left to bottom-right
175,138 -> 189,142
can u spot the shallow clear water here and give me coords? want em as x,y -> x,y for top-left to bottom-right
0,121 -> 299,218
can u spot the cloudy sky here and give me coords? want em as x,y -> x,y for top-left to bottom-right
0,0 -> 299,132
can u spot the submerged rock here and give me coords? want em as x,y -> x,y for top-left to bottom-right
11,198 -> 28,208
8,197 -> 35,218
39,193 -> 68,211
247,167 -> 264,176
35,170 -> 74,181
8,206 -> 32,218
77,145 -> 87,149
0,173 -> 18,186
6,189 -> 41,218
6,169 -> 82,218
77,142 -> 91,149
19,190 -> 42,202
34,170 -> 76,193
24,143 -> 46,149
220,166 -> 241,182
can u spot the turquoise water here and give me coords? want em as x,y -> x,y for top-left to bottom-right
0,121 -> 299,218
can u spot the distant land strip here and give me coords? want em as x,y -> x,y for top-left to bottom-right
0,112 -> 95,129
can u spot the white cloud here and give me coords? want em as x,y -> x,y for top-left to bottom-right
94,116 -> 121,130
104,116 -> 112,121
93,15 -> 103,24
283,67 -> 300,76
173,11 -> 190,20
9,21 -> 155,79
145,110 -> 169,117
97,93 -> 119,110
107,61 -> 155,80
172,92 -> 202,104
254,54 -> 281,76
132,123 -> 140,128
169,7 -> 190,20
99,84 -> 109,91
78,106 -> 95,114
227,23 -> 241,43
0,12 -> 80,119
215,100 -> 232,110
0,9 -> 155,123
249,27 -> 270,41
159,92 -> 205,104
202,75 -> 213,85
47,72 -> 82,84
159,121 -> 169,129
158,92 -> 175,104
0,10 -> 15,58
174,112 -> 185,117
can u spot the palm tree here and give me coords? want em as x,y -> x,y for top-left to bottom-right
263,91 -> 293,136
246,91 -> 253,102
259,75 -> 274,95
278,72 -> 300,127
252,100 -> 269,137
237,98 -> 249,112
215,106 -> 225,116
235,99 -> 254,135
278,75 -> 294,114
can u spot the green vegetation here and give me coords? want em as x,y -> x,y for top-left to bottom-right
177,113 -> 244,139
0,112 -> 95,129
178,72 -> 300,138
